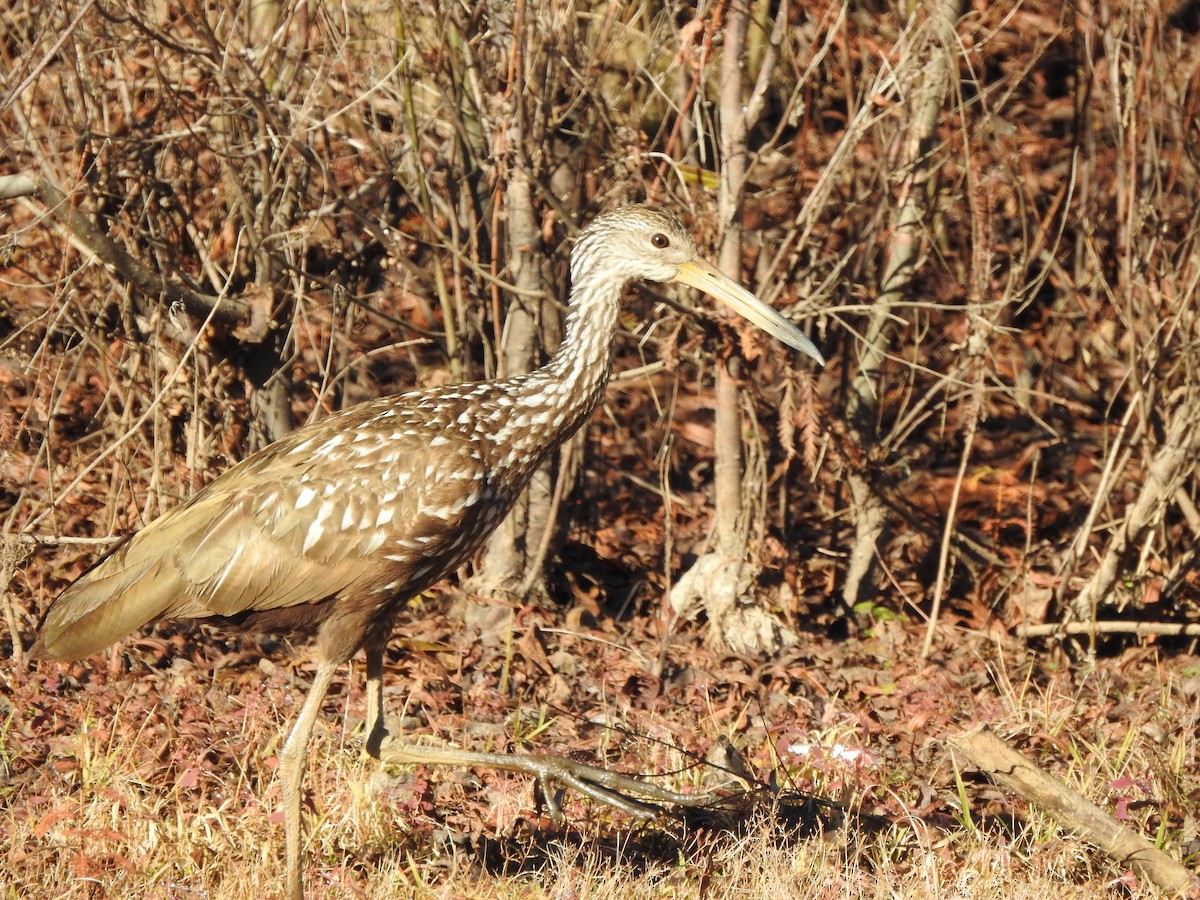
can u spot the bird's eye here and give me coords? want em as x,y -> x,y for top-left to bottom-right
650,233 -> 670,249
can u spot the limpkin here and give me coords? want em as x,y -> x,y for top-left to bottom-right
32,205 -> 824,898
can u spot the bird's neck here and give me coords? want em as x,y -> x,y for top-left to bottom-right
544,275 -> 623,404
492,276 -> 622,471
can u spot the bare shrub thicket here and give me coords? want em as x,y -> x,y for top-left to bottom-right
4,1 -> 1200,897
4,0 -> 1200,694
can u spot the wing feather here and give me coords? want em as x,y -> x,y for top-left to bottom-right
33,410 -> 496,660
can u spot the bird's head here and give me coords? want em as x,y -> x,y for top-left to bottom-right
573,205 -> 824,365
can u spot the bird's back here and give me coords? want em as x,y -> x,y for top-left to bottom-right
32,380 -> 548,661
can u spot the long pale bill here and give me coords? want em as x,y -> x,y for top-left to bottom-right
673,259 -> 824,365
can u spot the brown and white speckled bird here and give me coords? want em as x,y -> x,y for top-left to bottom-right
32,205 -> 823,899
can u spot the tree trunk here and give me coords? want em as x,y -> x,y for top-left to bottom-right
471,2 -> 557,598
668,0 -> 796,655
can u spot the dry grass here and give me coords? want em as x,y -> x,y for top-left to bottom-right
3,624 -> 1197,898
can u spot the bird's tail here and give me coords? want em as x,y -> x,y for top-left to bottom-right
31,540 -> 183,660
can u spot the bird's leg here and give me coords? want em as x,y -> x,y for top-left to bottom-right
364,640 -> 387,758
376,739 -> 713,821
280,658 -> 338,900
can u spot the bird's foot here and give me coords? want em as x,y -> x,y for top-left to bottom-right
376,736 -> 712,821
364,717 -> 389,759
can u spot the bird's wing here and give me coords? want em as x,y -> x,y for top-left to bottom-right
153,489 -> 372,617
34,405 -> 496,659
170,433 -> 494,616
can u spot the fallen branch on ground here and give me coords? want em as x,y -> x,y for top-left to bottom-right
948,726 -> 1197,895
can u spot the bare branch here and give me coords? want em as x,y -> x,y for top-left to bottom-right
949,727 -> 1197,894
8,175 -> 249,326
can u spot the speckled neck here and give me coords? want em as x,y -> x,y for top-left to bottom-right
490,267 -> 623,474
